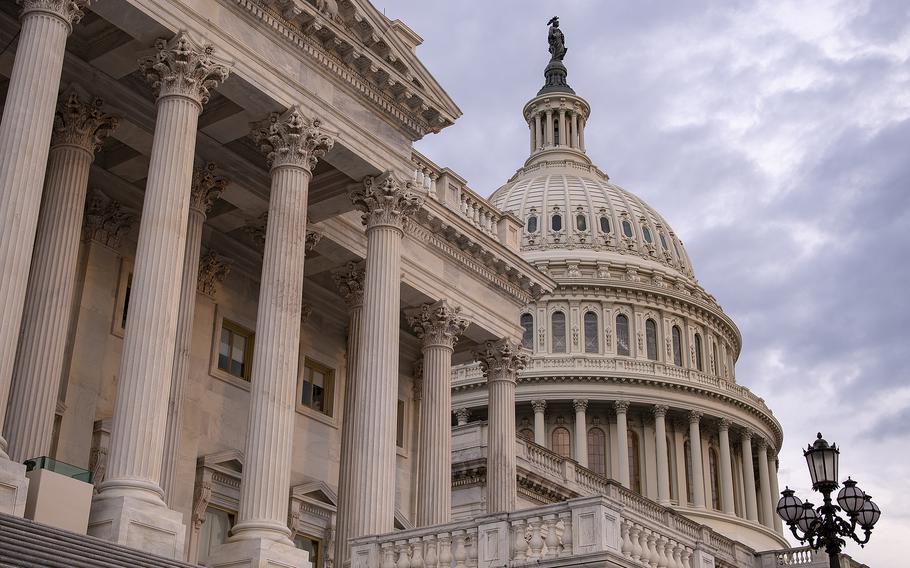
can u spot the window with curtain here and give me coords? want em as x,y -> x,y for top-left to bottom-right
628,430 -> 642,494
645,319 -> 658,361
616,313 -> 630,356
587,427 -> 606,475
684,439 -> 694,505
520,313 -> 534,349
672,325 -> 683,366
694,333 -> 704,371
298,358 -> 334,416
551,427 -> 571,458
709,448 -> 721,510
584,311 -> 598,353
551,311 -> 567,353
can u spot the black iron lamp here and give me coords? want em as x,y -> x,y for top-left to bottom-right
776,433 -> 880,568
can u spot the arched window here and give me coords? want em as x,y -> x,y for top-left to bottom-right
551,213 -> 562,232
694,333 -> 704,371
615,314 -> 630,356
600,216 -> 611,234
642,226 -> 653,244
518,428 -> 534,442
587,427 -> 606,475
645,319 -> 658,361
709,448 -> 721,510
576,214 -> 587,231
551,427 -> 571,458
684,439 -> 694,505
520,313 -> 534,350
628,430 -> 642,494
551,311 -> 567,353
672,325 -> 683,366
621,219 -> 634,238
584,311 -> 598,353
526,215 -> 538,234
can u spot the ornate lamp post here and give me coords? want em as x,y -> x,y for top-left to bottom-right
776,433 -> 881,568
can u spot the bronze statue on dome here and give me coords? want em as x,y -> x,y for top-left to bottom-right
547,16 -> 567,61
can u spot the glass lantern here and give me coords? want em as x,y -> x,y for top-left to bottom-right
804,433 -> 839,491
836,478 -> 866,515
777,487 -> 805,524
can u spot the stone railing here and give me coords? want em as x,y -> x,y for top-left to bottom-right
350,495 -> 731,568
753,546 -> 869,568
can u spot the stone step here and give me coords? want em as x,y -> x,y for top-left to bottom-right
0,512 -> 194,568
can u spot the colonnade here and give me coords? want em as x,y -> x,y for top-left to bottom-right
529,105 -> 586,152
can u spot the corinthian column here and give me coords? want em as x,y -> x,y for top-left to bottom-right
343,173 -> 423,539
614,400 -> 630,488
740,428 -> 759,522
0,1 -> 86,473
474,339 -> 528,513
717,419 -> 735,515
573,399 -> 588,467
5,93 -> 117,465
688,411 -> 706,509
331,261 -> 365,565
406,300 -> 469,527
160,163 -> 228,504
90,33 -> 229,558
756,437 -> 774,529
531,400 -> 547,446
653,405 -> 671,505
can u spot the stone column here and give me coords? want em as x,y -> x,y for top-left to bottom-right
406,300 -> 468,527
211,108 -> 333,567
531,400 -> 547,446
474,339 -> 527,513
331,261 -> 365,565
160,163 -> 228,504
558,109 -> 567,146
756,437 -> 774,529
768,452 -> 783,534
653,405 -> 671,505
688,411 -> 706,509
454,407 -> 471,426
579,117 -> 586,152
5,94 -> 117,464
528,122 -> 535,154
343,173 -> 423,539
0,1 -> 86,476
740,429 -> 759,522
573,399 -> 588,467
545,110 -> 554,147
615,400 -> 630,488
571,112 -> 579,148
534,113 -> 543,151
717,419 -> 736,515
90,33 -> 229,558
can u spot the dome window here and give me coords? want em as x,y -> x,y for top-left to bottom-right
642,227 -> 653,244
615,313 -> 630,356
576,214 -> 587,231
645,319 -> 658,361
583,311 -> 598,353
694,333 -> 704,371
600,216 -> 611,233
621,220 -> 634,238
526,215 -> 538,234
551,213 -> 562,232
551,311 -> 567,353
520,313 -> 534,349
672,325 -> 683,366
659,233 -> 669,250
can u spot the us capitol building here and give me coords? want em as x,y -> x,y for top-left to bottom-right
0,2 -> 867,568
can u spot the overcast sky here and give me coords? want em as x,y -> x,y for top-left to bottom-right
376,1 -> 909,565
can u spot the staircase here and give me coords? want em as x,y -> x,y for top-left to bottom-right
0,513 -> 195,568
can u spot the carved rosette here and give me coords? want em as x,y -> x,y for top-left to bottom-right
473,338 -> 528,383
349,171 -> 424,231
83,191 -> 135,248
189,162 -> 229,214
251,106 -> 334,172
197,249 -> 231,298
331,260 -> 365,309
51,92 -> 119,153
405,300 -> 469,350
19,0 -> 88,27
138,32 -> 231,107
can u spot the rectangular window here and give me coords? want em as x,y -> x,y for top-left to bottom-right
294,534 -> 321,567
299,358 -> 334,417
396,399 -> 405,448
197,508 -> 235,564
217,319 -> 253,380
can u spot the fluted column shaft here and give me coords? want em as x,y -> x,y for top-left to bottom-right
0,3 -> 81,457
417,342 -> 453,525
756,439 -> 773,529
615,401 -> 630,488
718,420 -> 735,515
534,114 -> 542,151
653,406 -> 670,505
579,117 -> 586,152
532,400 -> 546,446
571,113 -> 579,148
6,92 -> 117,462
573,400 -> 588,467
545,110 -> 554,147
558,109 -> 567,146
740,431 -> 759,522
688,412 -> 706,509
768,453 -> 783,533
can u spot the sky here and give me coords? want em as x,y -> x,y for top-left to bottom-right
376,1 -> 910,566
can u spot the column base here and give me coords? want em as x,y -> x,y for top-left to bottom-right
208,537 -> 312,568
87,494 -> 186,560
0,457 -> 29,516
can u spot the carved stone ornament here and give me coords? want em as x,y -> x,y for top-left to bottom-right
138,32 -> 231,106
243,212 -> 268,246
191,480 -> 214,530
197,249 -> 231,297
572,399 -> 588,413
189,162 -> 229,214
652,404 -> 669,419
349,171 -> 424,231
405,299 -> 469,350
718,417 -> 732,431
613,400 -> 630,414
251,106 -> 334,171
19,0 -> 88,26
571,325 -> 579,346
473,338 -> 528,383
305,230 -> 322,256
331,260 -> 366,309
83,190 -> 135,248
688,410 -> 703,424
301,303 -> 313,323
454,407 -> 471,424
51,92 -> 119,153
537,327 -> 545,348
531,400 -> 547,413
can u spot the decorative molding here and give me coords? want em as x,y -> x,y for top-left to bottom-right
305,230 -> 322,256
572,399 -> 588,413
244,212 -> 268,246
653,405 -> 669,419
688,410 -> 703,425
51,92 -> 119,153
189,162 -> 229,214
474,339 -> 528,383
613,400 -> 630,414
331,260 -> 366,309
82,190 -> 135,248
531,400 -> 547,413
405,299 -> 469,350
453,407 -> 471,425
197,249 -> 231,298
138,32 -> 231,106
20,0 -> 87,27
251,106 -> 334,171
350,171 -> 424,231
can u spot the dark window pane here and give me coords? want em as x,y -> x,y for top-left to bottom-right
396,400 -> 405,447
600,216 -> 611,233
660,233 -> 669,250
587,427 -> 606,475
646,319 -> 658,361
622,220 -> 633,238
551,214 -> 562,231
584,312 -> 598,353
695,334 -> 704,371
643,227 -> 653,243
520,314 -> 534,349
551,312 -> 566,353
576,214 -> 587,231
527,216 -> 538,233
672,326 -> 683,366
616,314 -> 630,356
218,328 -> 231,372
121,274 -> 133,329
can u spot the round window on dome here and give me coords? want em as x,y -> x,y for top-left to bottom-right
552,214 -> 562,232
576,214 -> 587,231
600,216 -> 611,234
621,220 -> 633,238
526,215 -> 538,234
643,227 -> 653,244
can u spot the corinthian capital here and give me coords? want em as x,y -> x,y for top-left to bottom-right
19,0 -> 88,27
197,249 -> 230,298
305,231 -> 322,256
139,32 -> 230,107
405,300 -> 470,350
252,106 -> 334,171
573,399 -> 588,413
83,190 -> 135,248
473,338 -> 528,383
332,261 -> 366,309
613,400 -> 630,414
189,163 -> 228,214
349,171 -> 423,231
51,92 -> 118,153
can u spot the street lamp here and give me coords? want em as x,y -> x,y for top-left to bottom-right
777,433 -> 881,568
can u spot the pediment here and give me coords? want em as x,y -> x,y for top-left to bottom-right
197,449 -> 245,474
291,479 -> 338,506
